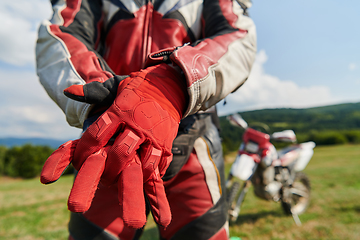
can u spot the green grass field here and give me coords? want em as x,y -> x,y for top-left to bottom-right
0,144 -> 359,240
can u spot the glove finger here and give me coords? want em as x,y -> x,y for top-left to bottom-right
64,75 -> 129,105
139,144 -> 162,182
73,111 -> 122,169
118,156 -> 146,229
139,145 -> 171,227
140,144 -> 171,179
158,154 -> 173,178
144,171 -> 171,228
68,147 -> 108,213
101,75 -> 129,105
40,140 -> 79,184
102,128 -> 141,185
63,84 -> 87,102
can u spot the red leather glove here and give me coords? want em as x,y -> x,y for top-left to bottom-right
40,64 -> 188,228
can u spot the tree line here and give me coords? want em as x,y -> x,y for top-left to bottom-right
0,144 -> 74,179
1,103 -> 359,179
219,102 -> 360,154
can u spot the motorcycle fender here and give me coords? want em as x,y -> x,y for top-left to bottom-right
230,154 -> 256,180
294,141 -> 316,171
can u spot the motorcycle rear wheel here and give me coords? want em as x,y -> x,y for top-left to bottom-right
281,172 -> 311,215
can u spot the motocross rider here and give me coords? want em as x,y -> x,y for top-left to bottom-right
36,0 -> 256,239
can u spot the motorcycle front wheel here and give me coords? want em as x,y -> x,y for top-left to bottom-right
227,181 -> 241,206
227,180 -> 252,223
281,172 -> 311,215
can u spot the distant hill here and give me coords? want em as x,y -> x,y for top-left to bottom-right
219,102 -> 360,151
0,137 -> 67,148
219,102 -> 360,133
1,102 -> 359,148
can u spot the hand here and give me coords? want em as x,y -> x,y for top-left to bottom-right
40,64 -> 187,228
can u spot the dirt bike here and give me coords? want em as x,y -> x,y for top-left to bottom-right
225,113 -> 315,226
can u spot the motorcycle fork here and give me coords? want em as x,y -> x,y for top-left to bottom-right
279,167 -> 302,226
229,180 -> 251,220
230,164 -> 258,220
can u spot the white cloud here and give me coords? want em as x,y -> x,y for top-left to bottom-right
0,69 -> 81,139
349,63 -> 357,71
0,1 -> 80,139
0,2 -> 356,140
0,0 -> 51,66
217,50 -> 340,116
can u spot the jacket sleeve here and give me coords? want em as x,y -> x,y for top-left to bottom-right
36,0 -> 114,128
170,0 -> 257,117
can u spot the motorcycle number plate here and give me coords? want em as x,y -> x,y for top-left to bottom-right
230,154 -> 256,180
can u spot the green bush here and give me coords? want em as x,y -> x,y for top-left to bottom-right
0,144 -> 76,179
343,130 -> 360,143
4,144 -> 54,179
221,137 -> 241,156
0,146 -> 7,175
309,131 -> 348,145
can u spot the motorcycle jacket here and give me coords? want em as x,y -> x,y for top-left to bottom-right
36,0 -> 257,128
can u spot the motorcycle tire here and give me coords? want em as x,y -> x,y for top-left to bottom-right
281,172 -> 311,215
226,181 -> 241,209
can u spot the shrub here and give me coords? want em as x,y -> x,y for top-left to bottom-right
343,130 -> 360,143
0,146 -> 7,175
221,137 -> 241,156
4,144 -> 54,179
309,131 -> 348,145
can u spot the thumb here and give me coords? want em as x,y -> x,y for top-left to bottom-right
64,75 -> 129,105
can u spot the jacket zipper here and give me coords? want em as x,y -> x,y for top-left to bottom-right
142,1 -> 153,68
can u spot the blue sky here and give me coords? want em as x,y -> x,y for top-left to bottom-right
217,0 -> 360,114
0,0 -> 359,140
252,0 -> 359,93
